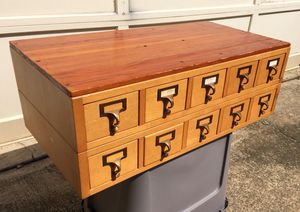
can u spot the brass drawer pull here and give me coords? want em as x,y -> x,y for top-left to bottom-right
99,98 -> 127,136
267,58 -> 280,83
204,84 -> 216,103
237,65 -> 252,93
102,148 -> 127,180
258,94 -> 271,117
267,67 -> 278,83
202,74 -> 219,104
196,115 -> 213,142
157,85 -> 179,118
238,74 -> 249,92
231,112 -> 241,128
156,130 -> 176,160
230,104 -> 244,128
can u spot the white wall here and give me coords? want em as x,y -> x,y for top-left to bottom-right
129,0 -> 253,11
0,0 -> 114,16
251,10 -> 300,55
0,0 -> 299,144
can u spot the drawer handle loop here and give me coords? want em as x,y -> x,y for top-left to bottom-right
231,112 -> 242,128
230,103 -> 244,128
267,67 -> 278,83
156,130 -> 176,160
238,74 -> 249,93
267,58 -> 280,83
102,148 -> 127,180
237,65 -> 252,93
259,102 -> 269,117
202,74 -> 219,104
196,115 -> 213,142
157,85 -> 179,118
160,140 -> 171,158
204,84 -> 216,104
108,111 -> 120,135
258,94 -> 271,117
199,124 -> 210,142
99,98 -> 127,136
162,95 -> 174,118
111,159 -> 121,179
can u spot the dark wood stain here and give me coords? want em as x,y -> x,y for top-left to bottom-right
10,22 -> 290,97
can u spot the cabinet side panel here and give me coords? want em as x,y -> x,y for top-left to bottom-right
279,47 -> 291,80
11,48 -> 78,151
19,92 -> 83,196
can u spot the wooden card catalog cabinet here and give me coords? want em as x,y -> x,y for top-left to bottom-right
10,22 -> 290,198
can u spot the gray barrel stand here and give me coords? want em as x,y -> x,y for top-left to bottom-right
83,134 -> 231,212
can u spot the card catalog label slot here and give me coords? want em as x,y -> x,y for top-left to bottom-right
269,59 -> 279,67
161,88 -> 176,97
204,76 -> 217,85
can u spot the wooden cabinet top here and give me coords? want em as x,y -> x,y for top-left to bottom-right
10,21 -> 290,97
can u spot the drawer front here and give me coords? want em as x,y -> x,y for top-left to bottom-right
219,99 -> 250,132
187,110 -> 220,147
84,92 -> 139,141
255,54 -> 286,86
249,89 -> 277,122
144,123 -> 184,166
191,69 -> 226,107
88,140 -> 138,188
225,61 -> 258,96
145,80 -> 187,122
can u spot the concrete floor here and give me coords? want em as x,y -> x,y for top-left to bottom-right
227,76 -> 300,212
0,74 -> 299,212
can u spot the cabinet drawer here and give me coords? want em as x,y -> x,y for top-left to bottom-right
145,80 -> 187,122
144,124 -> 184,166
255,54 -> 286,86
191,69 -> 226,107
84,92 -> 139,142
249,89 -> 277,122
88,140 -> 138,188
224,61 -> 258,96
219,99 -> 250,133
187,110 -> 220,147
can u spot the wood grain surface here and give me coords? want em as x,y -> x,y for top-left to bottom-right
10,22 -> 290,97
